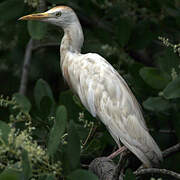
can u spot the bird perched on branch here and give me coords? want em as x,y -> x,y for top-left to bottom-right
19,6 -> 163,167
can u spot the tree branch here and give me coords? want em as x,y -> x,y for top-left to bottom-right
163,143 -> 180,158
19,39 -> 33,95
134,168 -> 180,179
19,0 -> 46,95
89,143 -> 180,180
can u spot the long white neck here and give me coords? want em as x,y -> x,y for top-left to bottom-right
60,20 -> 84,61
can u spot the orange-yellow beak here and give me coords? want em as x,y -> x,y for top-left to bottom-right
18,12 -> 50,21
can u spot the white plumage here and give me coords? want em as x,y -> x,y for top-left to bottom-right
19,6 -> 163,167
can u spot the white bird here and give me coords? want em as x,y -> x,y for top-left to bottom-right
19,6 -> 163,167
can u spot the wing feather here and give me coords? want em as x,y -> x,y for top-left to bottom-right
63,52 -> 163,167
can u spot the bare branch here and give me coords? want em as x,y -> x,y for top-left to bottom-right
19,39 -> 33,95
19,0 -> 47,95
134,168 -> 180,179
89,143 -> 180,180
163,143 -> 180,158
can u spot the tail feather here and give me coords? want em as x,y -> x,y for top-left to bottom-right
121,133 -> 163,167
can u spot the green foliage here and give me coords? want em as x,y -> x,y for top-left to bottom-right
129,21 -> 158,50
0,0 -> 24,22
0,120 -> 11,145
68,169 -> 98,180
21,149 -> 32,179
0,96 -> 62,179
157,49 -> 180,76
34,79 -> 55,110
48,105 -> 67,156
1,0 -> 180,178
40,96 -> 53,118
159,37 -> 180,57
45,175 -> 56,180
163,76 -> 180,99
0,170 -> 20,180
13,93 -> 31,113
46,0 -> 64,3
124,169 -> 136,180
67,120 -> 80,171
59,90 -> 81,120
116,17 -> 132,47
28,21 -> 47,40
139,67 -> 170,90
143,97 -> 171,112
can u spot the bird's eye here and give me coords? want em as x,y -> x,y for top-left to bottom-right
55,12 -> 61,17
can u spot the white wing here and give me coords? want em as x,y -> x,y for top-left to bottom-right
62,52 -> 163,167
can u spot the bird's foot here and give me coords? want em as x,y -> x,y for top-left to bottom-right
107,146 -> 127,159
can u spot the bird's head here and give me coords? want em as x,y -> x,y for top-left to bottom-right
19,6 -> 78,29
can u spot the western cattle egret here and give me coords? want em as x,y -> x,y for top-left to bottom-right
19,6 -> 163,167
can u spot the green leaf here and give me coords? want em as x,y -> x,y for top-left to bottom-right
124,169 -> 136,180
28,21 -> 47,40
163,76 -> 180,99
116,18 -> 132,47
127,62 -> 150,97
48,105 -> 67,156
34,79 -> 55,110
143,97 -> 171,112
21,149 -> 32,180
0,170 -> 19,180
0,121 -> 11,145
139,67 -> 170,89
67,120 -> 80,170
59,90 -> 81,120
0,0 -> 24,22
40,96 -> 53,118
157,49 -> 180,76
13,93 -> 31,113
45,175 -> 56,180
68,169 -> 98,180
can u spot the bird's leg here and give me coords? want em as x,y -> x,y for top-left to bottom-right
107,146 -> 127,159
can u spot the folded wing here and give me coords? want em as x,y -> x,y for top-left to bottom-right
66,52 -> 163,167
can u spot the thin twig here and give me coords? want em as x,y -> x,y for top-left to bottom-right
82,123 -> 94,146
134,168 -> 180,179
19,39 -> 33,95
